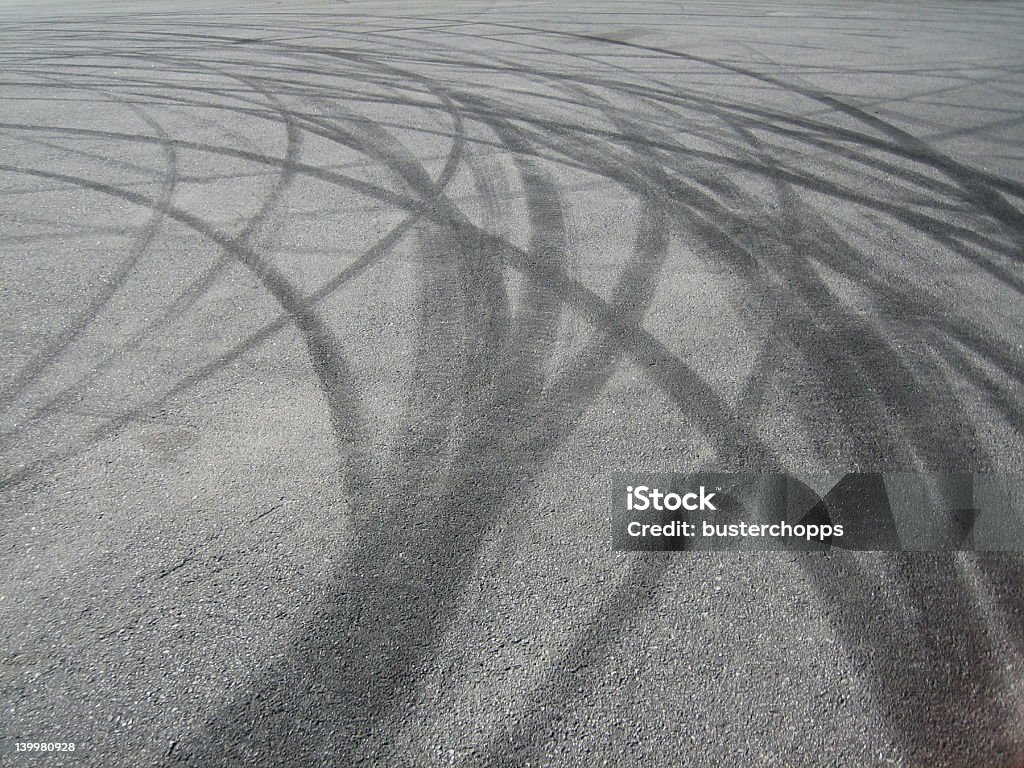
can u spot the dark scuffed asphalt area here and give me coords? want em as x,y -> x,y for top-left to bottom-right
2,1 -> 1024,766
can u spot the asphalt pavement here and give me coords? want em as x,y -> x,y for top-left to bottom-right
2,1 -> 1024,766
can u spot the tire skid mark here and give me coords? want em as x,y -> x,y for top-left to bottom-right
472,82 -> 695,762
0,164 -> 371,492
1,62 -> 306,439
480,115 -> 568,395
0,84 -> 178,413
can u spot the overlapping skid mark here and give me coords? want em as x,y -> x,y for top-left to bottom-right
0,39 -> 470,490
469,80 -> 679,765
571,30 -> 1024,765
532,26 -> 1024,767
458,67 -> 819,761
220,15 -> 1024,765
0,70 -> 276,475
389,16 -> 1024,228
170,82 -> 682,768
0,20 -> 782,491
703,113 -> 993,469
2,8 -> 1024,766
344,55 -> 675,765
46,20 -> 614,765
482,25 -> 1023,459
224,20 -> 897,761
0,75 -> 178,412
680,95 -> 1024,760
0,63 -> 302,436
798,549 -> 1024,765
